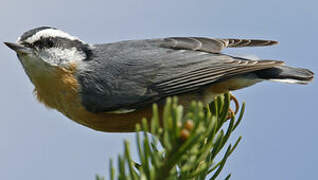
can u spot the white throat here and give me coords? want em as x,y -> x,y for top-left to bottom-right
18,53 -> 55,84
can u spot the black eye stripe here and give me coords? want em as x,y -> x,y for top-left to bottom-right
31,37 -> 83,49
32,38 -> 53,49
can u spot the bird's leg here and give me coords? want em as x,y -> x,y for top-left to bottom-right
230,93 -> 240,114
227,93 -> 240,119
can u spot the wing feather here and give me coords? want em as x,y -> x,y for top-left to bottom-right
80,38 -> 282,113
152,60 -> 284,95
160,37 -> 278,53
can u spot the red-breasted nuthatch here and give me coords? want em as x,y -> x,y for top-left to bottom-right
4,27 -> 314,132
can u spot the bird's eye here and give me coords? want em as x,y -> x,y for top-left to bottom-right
33,38 -> 55,49
46,39 -> 54,48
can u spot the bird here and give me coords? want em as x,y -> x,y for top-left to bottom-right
4,26 -> 314,132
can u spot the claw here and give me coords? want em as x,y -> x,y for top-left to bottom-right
227,108 -> 235,119
226,93 -> 240,119
230,93 -> 239,115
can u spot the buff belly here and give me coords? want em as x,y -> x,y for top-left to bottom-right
32,63 -> 160,132
33,63 -> 260,132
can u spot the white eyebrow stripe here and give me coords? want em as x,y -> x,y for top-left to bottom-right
21,29 -> 84,44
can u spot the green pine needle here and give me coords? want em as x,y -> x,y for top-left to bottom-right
97,93 -> 244,180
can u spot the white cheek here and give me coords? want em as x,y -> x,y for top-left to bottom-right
41,47 -> 86,65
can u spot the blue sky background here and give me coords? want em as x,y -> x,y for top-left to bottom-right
0,0 -> 317,179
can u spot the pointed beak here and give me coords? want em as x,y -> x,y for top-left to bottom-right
4,42 -> 33,54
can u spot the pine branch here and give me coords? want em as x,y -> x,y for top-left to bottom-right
97,93 -> 245,180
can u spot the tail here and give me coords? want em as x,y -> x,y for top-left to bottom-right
255,65 -> 314,84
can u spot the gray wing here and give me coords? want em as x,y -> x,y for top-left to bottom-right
160,37 -> 278,53
77,37 -> 281,113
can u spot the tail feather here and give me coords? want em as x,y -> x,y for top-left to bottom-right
255,65 -> 314,84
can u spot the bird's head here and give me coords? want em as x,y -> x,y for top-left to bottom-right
4,26 -> 92,80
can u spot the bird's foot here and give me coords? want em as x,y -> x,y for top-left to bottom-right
227,93 -> 239,119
